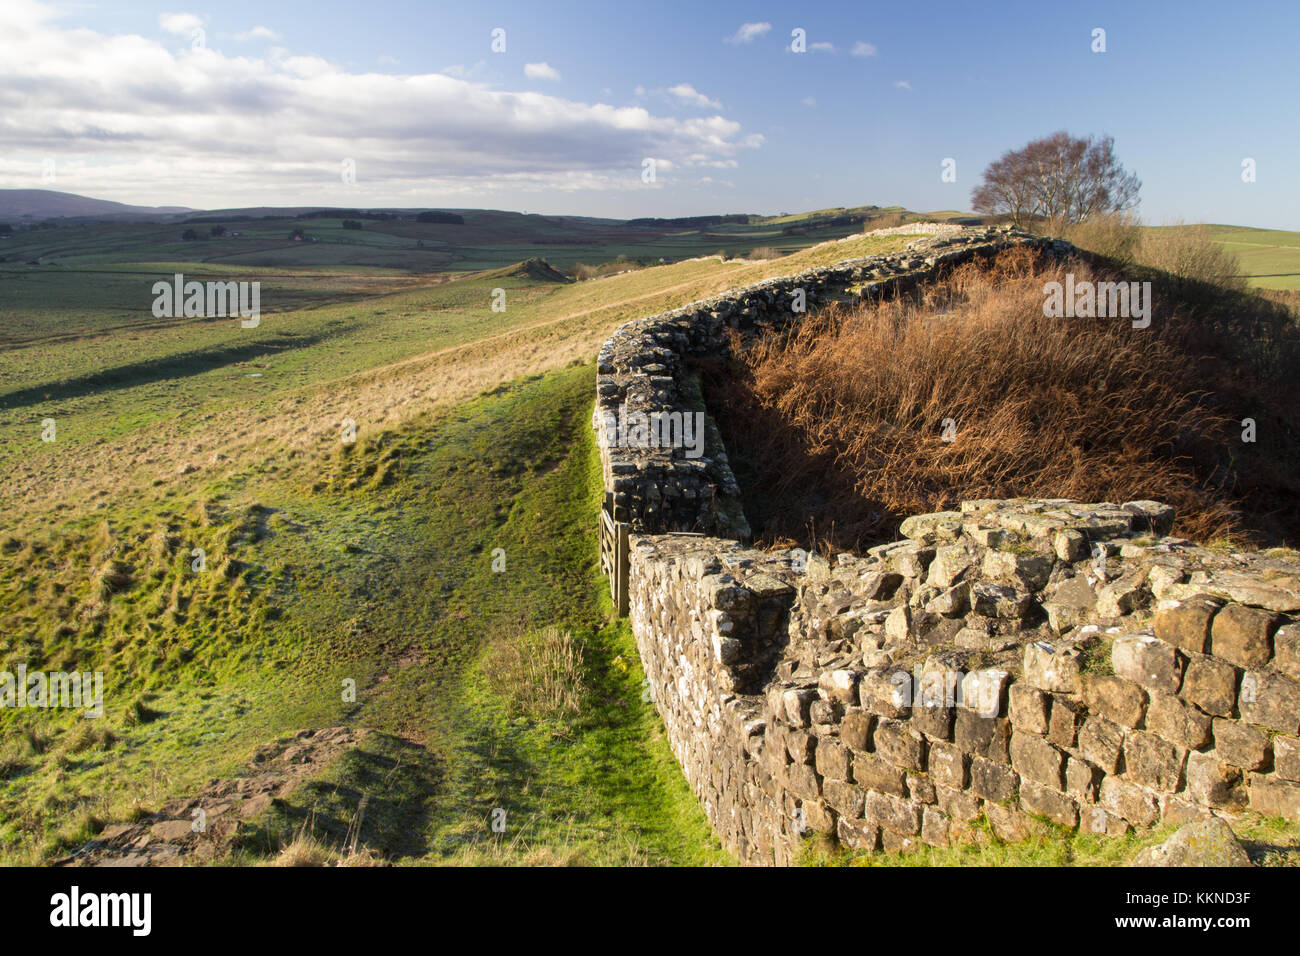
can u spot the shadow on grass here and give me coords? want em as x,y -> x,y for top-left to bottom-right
0,331 -> 333,409
234,732 -> 444,862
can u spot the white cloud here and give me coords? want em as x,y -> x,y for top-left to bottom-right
524,61 -> 561,81
809,42 -> 835,53
851,41 -> 877,57
667,84 -> 721,110
894,80 -> 912,89
801,96 -> 816,107
158,12 -> 203,35
235,25 -> 280,42
443,61 -> 493,81
0,1 -> 759,205
725,22 -> 770,44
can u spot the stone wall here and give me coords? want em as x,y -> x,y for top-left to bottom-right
593,226 -> 1062,539
597,227 -> 1300,865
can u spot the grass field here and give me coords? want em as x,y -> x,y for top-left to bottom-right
0,206 -> 921,276
1200,224 -> 1300,289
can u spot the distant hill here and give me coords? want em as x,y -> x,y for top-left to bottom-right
0,189 -> 192,220
479,257 -> 573,283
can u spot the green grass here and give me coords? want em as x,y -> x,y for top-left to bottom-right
0,361 -> 728,865
0,206 -> 925,278
1202,224 -> 1300,289
1141,223 -> 1300,290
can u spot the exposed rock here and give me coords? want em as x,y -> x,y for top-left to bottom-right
1131,818 -> 1252,867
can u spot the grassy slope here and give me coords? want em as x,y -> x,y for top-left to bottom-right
9,210 -> 896,864
0,231 -> 924,527
0,363 -> 728,865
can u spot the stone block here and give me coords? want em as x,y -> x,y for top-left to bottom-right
851,753 -> 907,797
1009,684 -> 1050,735
836,815 -> 879,851
969,756 -> 1019,804
1112,633 -> 1181,695
814,738 -> 852,781
1082,674 -> 1147,729
1211,604 -> 1279,668
873,719 -> 926,771
1099,777 -> 1159,828
822,778 -> 865,818
1211,718 -> 1270,771
1185,752 -> 1246,810
863,790 -> 921,836
1180,655 -> 1238,717
1019,780 -> 1079,827
1145,693 -> 1213,750
1048,696 -> 1084,748
1274,624 -> 1300,682
1274,735 -> 1300,782
840,709 -> 874,752
921,806 -> 951,847
1248,774 -> 1300,819
1010,731 -> 1065,789
1239,670 -> 1300,734
858,669 -> 911,718
1065,757 -> 1098,802
1023,639 -> 1084,694
1078,714 -> 1125,773
1123,730 -> 1185,791
1153,594 -> 1221,654
953,709 -> 1012,763
927,741 -> 968,790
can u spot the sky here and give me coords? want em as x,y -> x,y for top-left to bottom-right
1,0 -> 1297,228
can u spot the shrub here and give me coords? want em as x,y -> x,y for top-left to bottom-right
1137,222 -> 1246,292
1059,210 -> 1143,265
746,246 -> 784,261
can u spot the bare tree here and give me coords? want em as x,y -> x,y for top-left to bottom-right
972,132 -> 1140,228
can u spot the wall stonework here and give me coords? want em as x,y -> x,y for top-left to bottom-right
594,226 -> 1063,538
598,227 -> 1300,865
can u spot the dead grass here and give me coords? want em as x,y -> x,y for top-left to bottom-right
272,829 -> 339,867
1138,221 -> 1248,292
483,624 -> 586,724
709,247 -> 1300,551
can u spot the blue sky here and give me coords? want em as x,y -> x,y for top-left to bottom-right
2,0 -> 1297,227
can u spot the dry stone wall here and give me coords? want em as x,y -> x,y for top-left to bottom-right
594,226 -> 1062,538
597,227 -> 1300,865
